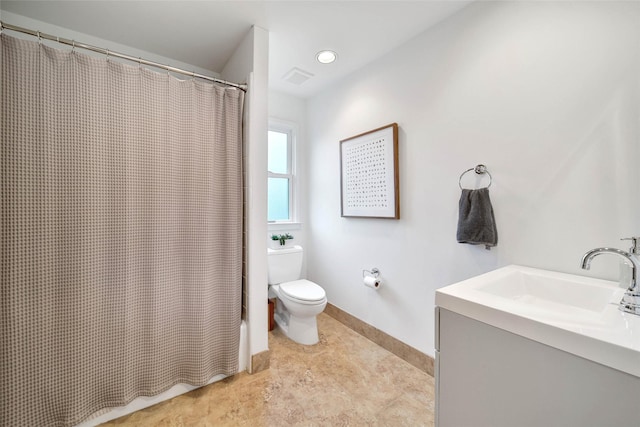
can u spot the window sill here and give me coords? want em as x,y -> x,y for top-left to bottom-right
268,222 -> 303,232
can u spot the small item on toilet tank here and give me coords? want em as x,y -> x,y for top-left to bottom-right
363,276 -> 381,289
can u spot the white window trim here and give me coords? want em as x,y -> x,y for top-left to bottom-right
268,119 -> 298,225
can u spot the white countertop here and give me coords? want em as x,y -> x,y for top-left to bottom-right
436,265 -> 640,378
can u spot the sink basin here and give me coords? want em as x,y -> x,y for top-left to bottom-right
477,268 -> 622,315
437,265 -> 625,325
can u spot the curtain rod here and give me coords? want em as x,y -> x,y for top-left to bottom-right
0,21 -> 247,92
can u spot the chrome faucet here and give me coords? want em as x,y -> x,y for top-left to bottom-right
581,246 -> 640,315
581,247 -> 640,291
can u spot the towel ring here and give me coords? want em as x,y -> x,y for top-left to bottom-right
459,164 -> 492,190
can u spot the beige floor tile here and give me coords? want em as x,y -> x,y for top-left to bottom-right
102,313 -> 434,426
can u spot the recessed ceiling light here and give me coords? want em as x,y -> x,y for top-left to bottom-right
316,50 -> 337,64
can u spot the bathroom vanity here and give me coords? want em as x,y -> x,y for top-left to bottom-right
435,265 -> 640,427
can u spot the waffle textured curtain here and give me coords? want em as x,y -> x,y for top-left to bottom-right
0,34 -> 244,426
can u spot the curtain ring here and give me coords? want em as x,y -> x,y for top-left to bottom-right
71,40 -> 76,53
36,30 -> 41,44
106,49 -> 110,61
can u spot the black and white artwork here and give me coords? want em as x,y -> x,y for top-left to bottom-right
340,123 -> 399,219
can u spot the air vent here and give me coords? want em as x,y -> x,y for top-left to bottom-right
282,67 -> 314,85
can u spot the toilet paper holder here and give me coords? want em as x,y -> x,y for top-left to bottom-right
362,267 -> 380,278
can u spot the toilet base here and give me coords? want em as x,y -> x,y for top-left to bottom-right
274,310 -> 320,345
269,283 -> 326,346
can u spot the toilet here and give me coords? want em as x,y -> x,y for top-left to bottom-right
267,245 -> 327,345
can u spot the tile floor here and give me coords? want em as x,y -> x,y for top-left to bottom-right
103,313 -> 436,426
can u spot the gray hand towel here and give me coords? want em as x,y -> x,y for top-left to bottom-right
457,187 -> 498,250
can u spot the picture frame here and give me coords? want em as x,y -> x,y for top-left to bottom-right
340,123 -> 399,219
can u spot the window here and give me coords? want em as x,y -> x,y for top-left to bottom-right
268,124 -> 295,222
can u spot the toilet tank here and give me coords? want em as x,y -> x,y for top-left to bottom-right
267,245 -> 303,284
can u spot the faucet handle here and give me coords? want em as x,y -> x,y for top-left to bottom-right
621,237 -> 640,255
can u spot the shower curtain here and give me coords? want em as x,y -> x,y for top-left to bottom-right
0,34 -> 244,426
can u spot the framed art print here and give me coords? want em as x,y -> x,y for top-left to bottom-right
340,123 -> 399,219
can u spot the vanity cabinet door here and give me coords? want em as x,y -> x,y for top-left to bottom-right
435,307 -> 640,427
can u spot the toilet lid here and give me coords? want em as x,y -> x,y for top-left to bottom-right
279,280 -> 325,302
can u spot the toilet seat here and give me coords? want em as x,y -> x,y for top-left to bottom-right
279,279 -> 326,304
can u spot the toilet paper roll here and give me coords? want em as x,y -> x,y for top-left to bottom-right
363,276 -> 381,289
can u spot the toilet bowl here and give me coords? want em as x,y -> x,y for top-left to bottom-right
267,246 -> 327,345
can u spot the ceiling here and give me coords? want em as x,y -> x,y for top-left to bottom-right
0,1 -> 471,98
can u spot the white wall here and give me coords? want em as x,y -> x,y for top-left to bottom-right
222,26 -> 270,369
306,1 -> 640,357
